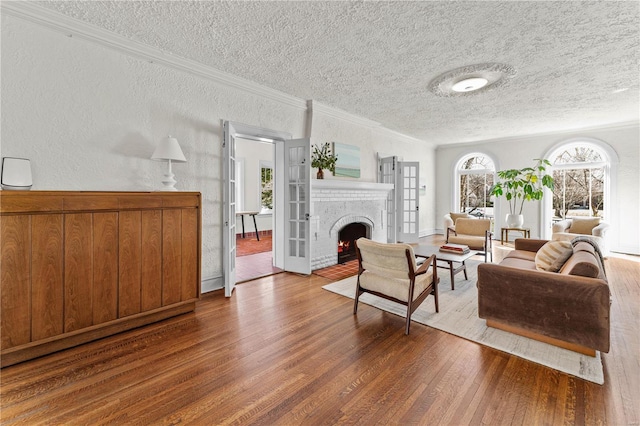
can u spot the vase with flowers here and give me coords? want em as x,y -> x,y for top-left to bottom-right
311,142 -> 338,179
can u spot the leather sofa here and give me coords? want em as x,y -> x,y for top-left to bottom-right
477,238 -> 609,355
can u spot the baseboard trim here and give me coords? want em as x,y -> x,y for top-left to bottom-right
201,276 -> 224,293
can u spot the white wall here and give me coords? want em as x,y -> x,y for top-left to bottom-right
0,14 -> 308,291
435,124 -> 640,254
309,103 -> 438,236
1,13 -> 436,293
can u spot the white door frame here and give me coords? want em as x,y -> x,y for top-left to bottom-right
223,121 -> 292,297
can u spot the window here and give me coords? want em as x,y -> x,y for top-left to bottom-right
551,145 -> 607,219
456,154 -> 495,217
260,161 -> 273,213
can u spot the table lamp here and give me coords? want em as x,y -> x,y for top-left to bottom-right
151,135 -> 187,191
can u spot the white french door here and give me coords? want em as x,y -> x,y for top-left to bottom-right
222,121 -> 237,296
283,138 -> 311,274
397,161 -> 420,243
378,156 -> 397,243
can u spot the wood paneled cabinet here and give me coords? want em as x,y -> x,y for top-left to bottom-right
0,191 -> 201,367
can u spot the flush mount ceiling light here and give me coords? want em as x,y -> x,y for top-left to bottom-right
452,77 -> 489,92
428,63 -> 516,97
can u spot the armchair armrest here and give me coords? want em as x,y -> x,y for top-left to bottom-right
552,219 -> 572,233
414,254 -> 436,276
443,215 -> 454,229
592,222 -> 609,238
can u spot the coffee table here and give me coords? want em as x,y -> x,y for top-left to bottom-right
414,244 -> 478,290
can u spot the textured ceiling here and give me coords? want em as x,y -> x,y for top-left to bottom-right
35,1 -> 640,144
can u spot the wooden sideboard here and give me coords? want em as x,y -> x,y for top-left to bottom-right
0,191 -> 201,367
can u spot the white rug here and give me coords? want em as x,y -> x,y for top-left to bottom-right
322,265 -> 604,385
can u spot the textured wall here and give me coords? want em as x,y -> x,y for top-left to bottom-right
0,15 -> 307,285
435,124 -> 640,254
310,109 -> 438,236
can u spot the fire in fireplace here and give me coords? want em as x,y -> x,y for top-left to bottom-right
337,222 -> 368,264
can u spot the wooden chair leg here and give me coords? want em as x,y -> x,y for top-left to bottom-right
353,279 -> 362,314
433,282 -> 439,313
405,305 -> 412,335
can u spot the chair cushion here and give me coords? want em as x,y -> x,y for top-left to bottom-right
454,218 -> 491,236
534,241 -> 574,272
359,270 -> 434,302
356,238 -> 415,279
447,235 -> 485,249
449,212 -> 469,223
568,217 -> 600,235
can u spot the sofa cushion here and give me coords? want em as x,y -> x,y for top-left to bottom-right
505,249 -> 537,262
498,257 -> 538,270
534,241 -> 574,272
568,217 -> 600,234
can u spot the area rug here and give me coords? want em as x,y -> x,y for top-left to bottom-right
236,234 -> 272,257
322,263 -> 604,385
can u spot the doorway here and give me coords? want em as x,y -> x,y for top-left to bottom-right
235,137 -> 283,282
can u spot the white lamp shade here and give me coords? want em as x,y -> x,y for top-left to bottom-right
151,136 -> 187,162
1,157 -> 32,190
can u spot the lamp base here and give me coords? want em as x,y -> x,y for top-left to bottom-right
161,172 -> 178,191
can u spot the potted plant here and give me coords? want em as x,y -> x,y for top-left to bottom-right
490,158 -> 554,228
311,142 -> 338,179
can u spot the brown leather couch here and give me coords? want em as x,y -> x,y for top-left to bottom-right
477,238 -> 610,355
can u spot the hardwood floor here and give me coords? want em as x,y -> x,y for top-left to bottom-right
1,237 -> 639,425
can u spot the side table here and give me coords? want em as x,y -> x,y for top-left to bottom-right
501,227 -> 530,245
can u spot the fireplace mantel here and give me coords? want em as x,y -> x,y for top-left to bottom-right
311,180 -> 394,193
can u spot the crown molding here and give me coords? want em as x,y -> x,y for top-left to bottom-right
1,2 -> 307,111
309,101 -> 432,145
436,120 -> 640,150
309,100 -> 381,129
376,126 -> 434,147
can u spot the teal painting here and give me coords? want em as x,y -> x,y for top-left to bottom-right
332,142 -> 360,178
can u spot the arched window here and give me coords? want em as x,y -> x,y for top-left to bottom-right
550,144 -> 609,219
455,154 -> 496,218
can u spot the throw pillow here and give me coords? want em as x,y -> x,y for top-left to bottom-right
535,241 -> 574,272
449,213 -> 468,224
568,217 -> 600,235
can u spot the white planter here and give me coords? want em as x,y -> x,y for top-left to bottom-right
506,214 -> 524,228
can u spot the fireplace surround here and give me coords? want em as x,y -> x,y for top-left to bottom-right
311,180 -> 393,270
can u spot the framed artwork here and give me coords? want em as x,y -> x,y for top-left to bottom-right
332,142 -> 360,178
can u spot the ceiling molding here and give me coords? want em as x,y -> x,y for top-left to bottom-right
376,127 -> 434,147
1,1 -> 308,111
436,121 -> 640,150
309,101 -> 381,129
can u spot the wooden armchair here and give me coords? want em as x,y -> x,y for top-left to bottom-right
354,238 -> 439,335
444,212 -> 474,243
446,218 -> 493,262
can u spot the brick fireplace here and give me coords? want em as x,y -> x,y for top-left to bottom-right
311,180 -> 394,270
